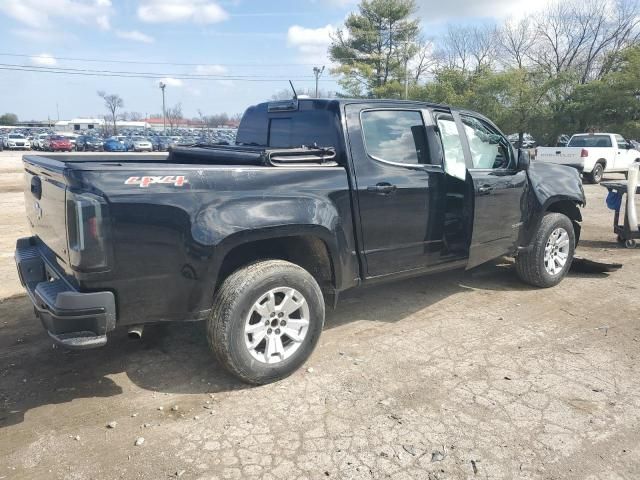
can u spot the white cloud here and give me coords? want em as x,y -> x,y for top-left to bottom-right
195,64 -> 228,75
287,24 -> 335,63
2,0 -> 114,31
96,15 -> 110,30
29,53 -> 57,66
415,0 -> 554,22
116,30 -> 155,43
137,0 -> 228,24
159,77 -> 184,87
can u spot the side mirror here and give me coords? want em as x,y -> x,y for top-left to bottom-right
517,148 -> 530,171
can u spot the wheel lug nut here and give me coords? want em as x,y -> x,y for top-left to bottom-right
267,328 -> 272,334
280,320 -> 287,326
278,312 -> 284,318
275,328 -> 281,335
264,320 -> 269,325
270,312 -> 275,317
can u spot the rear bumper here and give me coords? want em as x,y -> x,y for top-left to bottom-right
15,237 -> 116,349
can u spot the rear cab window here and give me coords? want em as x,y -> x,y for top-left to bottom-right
236,101 -> 340,152
568,135 -> 612,148
360,110 -> 430,165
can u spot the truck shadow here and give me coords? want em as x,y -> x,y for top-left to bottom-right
0,259 -> 608,428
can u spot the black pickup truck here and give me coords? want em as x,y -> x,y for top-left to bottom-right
15,98 -> 585,384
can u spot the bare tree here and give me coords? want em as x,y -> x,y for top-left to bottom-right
165,103 -> 183,132
533,0 -> 640,82
469,25 -> 498,71
412,38 -> 438,82
499,17 -> 537,68
437,25 -> 473,71
97,91 -> 123,135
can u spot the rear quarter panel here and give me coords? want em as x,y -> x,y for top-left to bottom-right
69,165 -> 357,325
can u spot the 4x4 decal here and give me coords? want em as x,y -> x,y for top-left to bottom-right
124,176 -> 188,188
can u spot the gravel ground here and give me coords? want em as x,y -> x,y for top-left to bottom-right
0,150 -> 639,480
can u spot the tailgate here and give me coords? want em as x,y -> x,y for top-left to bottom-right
23,157 -> 69,264
536,147 -> 582,165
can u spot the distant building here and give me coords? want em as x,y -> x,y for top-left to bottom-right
54,118 -> 103,133
54,118 -> 151,133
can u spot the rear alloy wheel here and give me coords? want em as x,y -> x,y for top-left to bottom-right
516,212 -> 575,288
208,260 -> 325,384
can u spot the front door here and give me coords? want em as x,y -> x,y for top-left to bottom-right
345,105 -> 446,277
456,113 -> 527,269
614,134 -> 633,170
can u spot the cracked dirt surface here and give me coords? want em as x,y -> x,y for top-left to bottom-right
0,151 -> 639,479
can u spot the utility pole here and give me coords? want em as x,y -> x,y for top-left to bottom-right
403,43 -> 409,100
159,82 -> 166,134
312,66 -> 325,98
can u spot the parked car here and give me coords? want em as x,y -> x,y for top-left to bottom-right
32,134 -> 50,151
129,136 -> 153,152
508,133 -> 536,149
62,135 -> 78,150
4,133 -> 31,150
15,98 -> 585,385
149,136 -> 172,152
556,134 -> 570,147
103,138 -> 127,152
46,135 -> 73,152
76,135 -> 104,152
536,132 -> 640,183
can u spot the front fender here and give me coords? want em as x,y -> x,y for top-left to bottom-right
519,162 -> 585,248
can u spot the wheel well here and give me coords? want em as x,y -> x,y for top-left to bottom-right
596,158 -> 606,167
217,235 -> 335,292
547,200 -> 582,245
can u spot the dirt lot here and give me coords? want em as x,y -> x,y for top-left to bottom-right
1,150 -> 639,479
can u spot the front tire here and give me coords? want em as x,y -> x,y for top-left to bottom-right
516,213 -> 575,288
208,260 -> 325,385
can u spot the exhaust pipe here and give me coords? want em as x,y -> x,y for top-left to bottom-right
128,325 -> 144,339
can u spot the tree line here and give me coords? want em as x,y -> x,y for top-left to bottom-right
329,0 -> 640,144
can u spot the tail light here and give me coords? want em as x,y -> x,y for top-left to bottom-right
66,191 -> 109,270
581,149 -> 589,157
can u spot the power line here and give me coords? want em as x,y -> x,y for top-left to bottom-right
0,65 -> 330,82
0,63 -> 323,80
0,52 -> 338,68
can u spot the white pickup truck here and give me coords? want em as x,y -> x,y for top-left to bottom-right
536,133 -> 640,183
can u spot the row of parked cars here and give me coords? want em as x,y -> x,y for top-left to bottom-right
2,129 -> 238,153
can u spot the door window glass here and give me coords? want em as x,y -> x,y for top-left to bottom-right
461,115 -> 513,169
361,110 -> 429,165
615,134 -> 627,149
435,115 -> 466,180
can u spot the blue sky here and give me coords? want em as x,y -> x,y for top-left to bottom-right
0,0 -> 543,120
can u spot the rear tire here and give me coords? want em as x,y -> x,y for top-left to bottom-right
587,162 -> 604,184
516,213 -> 575,288
208,260 -> 325,385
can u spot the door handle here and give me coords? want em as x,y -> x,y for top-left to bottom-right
367,183 -> 397,194
477,185 -> 493,195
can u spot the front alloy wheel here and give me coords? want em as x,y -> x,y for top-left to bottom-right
543,228 -> 570,275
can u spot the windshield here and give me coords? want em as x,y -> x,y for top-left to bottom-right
132,137 -> 145,141
50,136 -> 66,140
568,135 -> 612,148
9,134 -> 24,139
